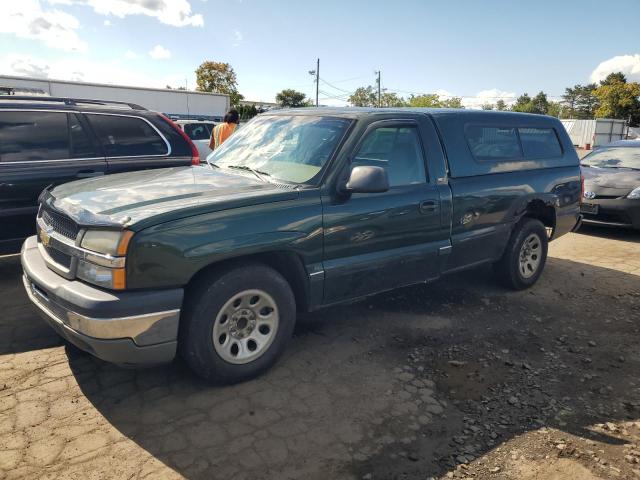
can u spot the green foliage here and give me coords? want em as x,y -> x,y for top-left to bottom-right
195,61 -> 244,106
594,76 -> 640,126
236,104 -> 260,121
440,97 -> 464,109
512,92 -> 550,115
495,99 -> 508,111
380,92 -> 406,107
600,72 -> 627,86
348,86 -> 378,107
546,101 -> 562,118
481,103 -> 494,110
275,89 -> 310,108
406,94 -> 441,107
562,84 -> 598,119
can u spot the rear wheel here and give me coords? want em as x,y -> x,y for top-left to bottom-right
494,218 -> 548,290
180,264 -> 296,383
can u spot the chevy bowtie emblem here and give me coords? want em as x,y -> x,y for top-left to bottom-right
39,226 -> 53,247
583,191 -> 596,200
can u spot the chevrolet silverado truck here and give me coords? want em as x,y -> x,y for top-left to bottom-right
21,108 -> 582,383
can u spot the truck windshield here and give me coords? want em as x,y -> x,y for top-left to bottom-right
208,115 -> 351,183
582,147 -> 640,170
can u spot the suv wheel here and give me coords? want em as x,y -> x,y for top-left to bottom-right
181,264 -> 296,383
494,218 -> 548,290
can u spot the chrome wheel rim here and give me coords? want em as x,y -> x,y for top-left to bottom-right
212,289 -> 279,364
519,233 -> 542,279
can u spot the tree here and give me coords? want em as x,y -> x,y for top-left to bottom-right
512,92 -> 549,115
594,75 -> 640,126
511,93 -> 533,113
495,99 -> 508,111
348,86 -> 377,107
547,101 -> 562,118
481,103 -> 494,110
407,94 -> 441,107
530,91 -> 550,115
195,61 -> 244,106
563,84 -> 598,119
600,72 -> 627,86
276,89 -> 309,108
441,97 -> 464,109
380,92 -> 406,107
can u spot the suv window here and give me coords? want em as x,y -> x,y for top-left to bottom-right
353,126 -> 426,186
519,128 -> 562,158
86,114 -> 168,157
69,114 -> 99,158
465,126 -> 522,161
0,111 -> 69,162
184,123 -> 213,140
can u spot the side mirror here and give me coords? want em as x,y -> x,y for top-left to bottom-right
342,165 -> 389,194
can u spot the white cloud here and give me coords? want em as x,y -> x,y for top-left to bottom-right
0,0 -> 87,52
124,50 -> 139,60
149,45 -> 171,60
232,29 -> 243,47
0,53 -> 192,90
103,19 -> 112,26
50,0 -> 204,27
462,88 -> 517,109
590,54 -> 640,83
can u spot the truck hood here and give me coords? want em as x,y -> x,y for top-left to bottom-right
582,166 -> 640,196
47,166 -> 298,229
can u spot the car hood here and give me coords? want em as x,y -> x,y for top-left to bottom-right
582,166 -> 640,196
46,166 -> 298,229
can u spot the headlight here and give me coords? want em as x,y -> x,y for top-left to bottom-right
77,230 -> 133,290
77,260 -> 126,290
81,230 -> 132,256
628,187 -> 640,199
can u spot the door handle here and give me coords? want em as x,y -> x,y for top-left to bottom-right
76,170 -> 104,178
419,200 -> 438,214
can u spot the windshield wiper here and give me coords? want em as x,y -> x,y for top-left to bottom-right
227,165 -> 271,182
205,157 -> 220,170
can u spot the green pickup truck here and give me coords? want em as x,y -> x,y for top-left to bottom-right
21,108 -> 582,383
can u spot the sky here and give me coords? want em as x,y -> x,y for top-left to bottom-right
1,0 -> 640,108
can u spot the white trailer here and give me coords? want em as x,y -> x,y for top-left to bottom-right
560,118 -> 628,149
0,75 -> 230,121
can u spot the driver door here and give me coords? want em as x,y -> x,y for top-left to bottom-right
321,118 -> 448,304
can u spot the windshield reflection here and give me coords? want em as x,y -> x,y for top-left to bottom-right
582,147 -> 640,170
208,115 -> 351,183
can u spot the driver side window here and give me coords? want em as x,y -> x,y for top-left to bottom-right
353,126 -> 426,187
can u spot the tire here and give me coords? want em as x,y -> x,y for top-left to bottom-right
180,263 -> 296,383
494,218 -> 548,290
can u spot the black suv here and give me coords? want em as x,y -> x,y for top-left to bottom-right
0,96 -> 200,253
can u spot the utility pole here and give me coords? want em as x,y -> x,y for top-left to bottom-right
308,58 -> 320,107
375,70 -> 381,107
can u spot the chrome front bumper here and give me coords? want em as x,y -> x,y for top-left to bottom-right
21,236 -> 183,366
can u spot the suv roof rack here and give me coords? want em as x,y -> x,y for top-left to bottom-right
0,96 -> 147,110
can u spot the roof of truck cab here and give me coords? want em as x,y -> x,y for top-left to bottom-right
266,107 -> 557,120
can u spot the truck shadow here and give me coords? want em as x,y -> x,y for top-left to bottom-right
0,255 -> 62,355
65,256 -> 640,479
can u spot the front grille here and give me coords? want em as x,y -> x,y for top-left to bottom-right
41,207 -> 80,240
583,211 -> 632,225
594,194 -> 623,200
44,244 -> 72,269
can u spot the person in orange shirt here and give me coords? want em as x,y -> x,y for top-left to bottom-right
209,109 -> 239,150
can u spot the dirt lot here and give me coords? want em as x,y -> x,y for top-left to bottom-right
1,225 -> 639,480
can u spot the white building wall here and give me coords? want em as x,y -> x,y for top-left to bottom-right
0,75 -> 229,120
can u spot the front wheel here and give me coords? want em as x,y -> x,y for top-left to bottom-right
494,218 -> 549,290
180,264 -> 296,383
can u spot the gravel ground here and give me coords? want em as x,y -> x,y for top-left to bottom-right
0,225 -> 639,480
